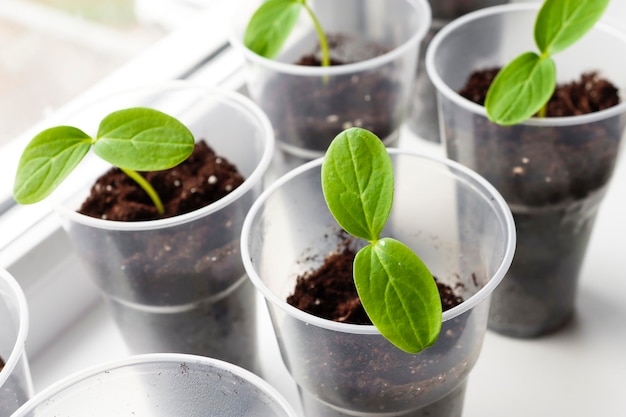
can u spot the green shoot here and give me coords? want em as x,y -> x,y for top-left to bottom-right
321,127 -> 442,353
485,0 -> 610,125
13,107 -> 195,214
244,0 -> 330,67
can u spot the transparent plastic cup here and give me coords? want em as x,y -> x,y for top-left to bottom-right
52,82 -> 274,372
11,353 -> 298,417
406,0 -> 510,143
0,268 -> 33,415
426,3 -> 626,337
229,0 -> 431,170
241,149 -> 515,416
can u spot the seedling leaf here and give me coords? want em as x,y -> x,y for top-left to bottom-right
485,0 -> 609,126
93,107 -> 195,171
321,128 -> 393,242
244,0 -> 303,59
354,238 -> 442,353
322,128 -> 442,354
535,0 -> 610,56
485,52 -> 556,125
13,126 -> 92,204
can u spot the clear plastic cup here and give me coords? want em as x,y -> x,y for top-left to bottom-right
0,268 -> 33,415
52,82 -> 274,372
426,3 -> 626,337
11,353 -> 298,417
229,0 -> 431,169
241,149 -> 515,416
406,0 -> 510,143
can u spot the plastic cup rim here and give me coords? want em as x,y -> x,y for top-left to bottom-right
11,353 -> 299,417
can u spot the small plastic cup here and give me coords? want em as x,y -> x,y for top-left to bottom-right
426,3 -> 626,337
0,268 -> 33,415
229,0 -> 431,169
11,353 -> 299,417
241,149 -> 515,416
406,0 -> 510,143
52,82 -> 275,371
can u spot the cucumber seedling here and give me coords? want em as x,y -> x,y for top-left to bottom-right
13,107 -> 195,214
244,0 -> 330,66
321,127 -> 442,353
485,0 -> 610,125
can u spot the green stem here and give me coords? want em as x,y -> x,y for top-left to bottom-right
537,104 -> 548,118
120,167 -> 165,215
302,3 -> 330,67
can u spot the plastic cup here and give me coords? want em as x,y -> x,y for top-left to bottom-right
426,3 -> 626,337
52,82 -> 274,371
229,0 -> 431,169
11,353 -> 299,417
406,0 -> 510,143
241,149 -> 515,416
0,268 -> 33,415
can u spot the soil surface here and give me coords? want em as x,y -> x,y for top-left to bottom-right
79,140 -> 244,221
459,69 -> 619,116
288,245 -> 464,324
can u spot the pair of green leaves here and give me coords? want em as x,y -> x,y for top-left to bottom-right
321,128 -> 442,354
244,0 -> 330,66
13,107 -> 194,213
485,0 -> 610,125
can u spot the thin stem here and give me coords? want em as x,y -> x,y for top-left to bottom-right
120,167 -> 165,215
537,104 -> 548,118
302,3 -> 330,67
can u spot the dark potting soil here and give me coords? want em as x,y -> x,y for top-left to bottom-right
287,247 -> 464,324
263,34 -> 404,154
456,69 -> 622,337
285,241 -> 475,414
79,140 -> 244,221
72,140 -> 258,371
459,69 -> 620,115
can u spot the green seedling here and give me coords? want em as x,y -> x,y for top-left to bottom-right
485,0 -> 610,125
321,127 -> 442,353
13,107 -> 195,214
244,0 -> 330,66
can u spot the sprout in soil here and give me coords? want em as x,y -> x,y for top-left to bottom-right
13,107 -> 195,214
485,0 -> 610,125
244,0 -> 330,66
321,127 -> 442,353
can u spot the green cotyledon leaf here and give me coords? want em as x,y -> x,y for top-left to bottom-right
354,238 -> 442,353
485,51 -> 556,125
321,128 -> 393,242
534,0 -> 610,56
244,0 -> 303,59
93,107 -> 194,171
13,126 -> 92,204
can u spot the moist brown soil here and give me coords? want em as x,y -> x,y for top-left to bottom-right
459,69 -> 620,116
79,140 -> 244,221
288,246 -> 464,324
